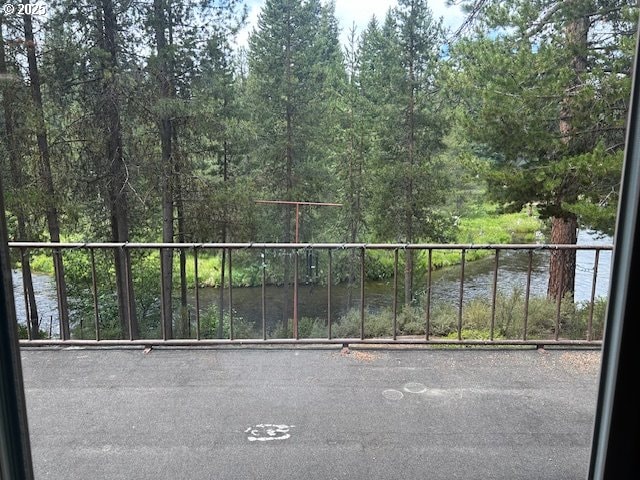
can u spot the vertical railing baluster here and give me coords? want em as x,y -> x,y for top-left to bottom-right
360,247 -> 365,340
393,249 -> 398,341
523,250 -> 533,341
53,247 -> 70,340
458,249 -> 466,341
262,249 -> 267,341
294,248 -> 299,340
327,249 -> 332,340
123,247 -> 134,341
90,248 -> 100,342
159,247 -> 167,341
20,248 -> 32,341
555,251 -> 564,341
228,248 -> 234,340
588,249 -> 600,342
490,249 -> 499,341
194,247 -> 201,340
425,248 -> 432,341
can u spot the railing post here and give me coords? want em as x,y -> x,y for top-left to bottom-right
194,247 -> 201,341
555,252 -> 564,341
588,249 -> 600,341
159,247 -> 167,341
327,249 -> 332,340
123,246 -> 134,341
393,249 -> 398,341
262,249 -> 267,341
425,248 -> 432,341
228,248 -> 234,340
490,249 -> 499,341
19,248 -> 31,340
523,250 -> 533,341
360,247 -> 365,340
458,249 -> 466,341
293,247 -> 299,340
53,246 -> 70,340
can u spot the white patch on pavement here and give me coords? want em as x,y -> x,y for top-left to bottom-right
382,389 -> 404,400
403,382 -> 427,394
245,424 -> 294,442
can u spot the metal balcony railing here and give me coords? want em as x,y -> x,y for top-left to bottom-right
8,242 -> 612,347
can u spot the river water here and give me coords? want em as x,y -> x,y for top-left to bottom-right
12,230 -> 613,337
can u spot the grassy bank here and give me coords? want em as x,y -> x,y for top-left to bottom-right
365,206 -> 543,280
19,205 -> 544,288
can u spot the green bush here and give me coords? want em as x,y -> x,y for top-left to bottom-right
269,316 -> 328,339
17,324 -> 49,340
324,288 -> 606,341
199,304 -> 257,339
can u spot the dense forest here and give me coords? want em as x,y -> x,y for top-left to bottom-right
0,0 -> 636,339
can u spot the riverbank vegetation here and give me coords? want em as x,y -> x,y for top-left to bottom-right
2,0 -> 634,340
22,202 -> 544,285
65,287 -> 607,342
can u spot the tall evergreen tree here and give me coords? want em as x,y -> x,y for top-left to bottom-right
361,3 -> 452,305
22,8 -> 71,338
0,15 -> 40,339
247,0 -> 343,330
188,30 -> 254,338
45,0 -> 141,338
338,24 -> 368,302
144,0 -> 245,338
450,0 -> 637,301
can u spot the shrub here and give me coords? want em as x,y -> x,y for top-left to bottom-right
199,304 -> 257,339
325,288 -> 606,341
269,317 -> 328,339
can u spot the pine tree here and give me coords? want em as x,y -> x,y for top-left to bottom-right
361,3 -> 452,305
0,15 -> 40,339
247,0 -> 343,330
144,0 -> 245,338
22,8 -> 71,338
45,0 -> 141,338
450,0 -> 636,300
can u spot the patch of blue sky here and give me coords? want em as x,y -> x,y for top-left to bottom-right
235,0 -> 466,51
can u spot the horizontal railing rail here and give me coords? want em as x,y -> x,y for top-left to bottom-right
7,241 -> 614,250
8,242 -> 613,348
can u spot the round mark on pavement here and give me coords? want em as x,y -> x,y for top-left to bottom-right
245,424 -> 294,442
403,382 -> 427,394
382,389 -> 404,400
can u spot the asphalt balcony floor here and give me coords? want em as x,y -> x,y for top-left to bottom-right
21,346 -> 601,480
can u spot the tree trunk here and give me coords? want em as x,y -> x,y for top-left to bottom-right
346,90 -> 362,309
281,206 -> 291,333
100,0 -> 139,339
173,131 -> 189,338
154,0 -> 175,339
217,141 -> 229,339
23,9 -> 70,339
20,246 -> 39,339
547,3 -> 589,301
281,18 -> 294,333
160,130 -> 174,340
404,23 -> 417,307
218,240 -> 226,339
547,216 -> 578,301
0,26 -> 40,338
404,248 -> 414,306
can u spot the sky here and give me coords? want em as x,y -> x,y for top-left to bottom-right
235,0 -> 466,50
